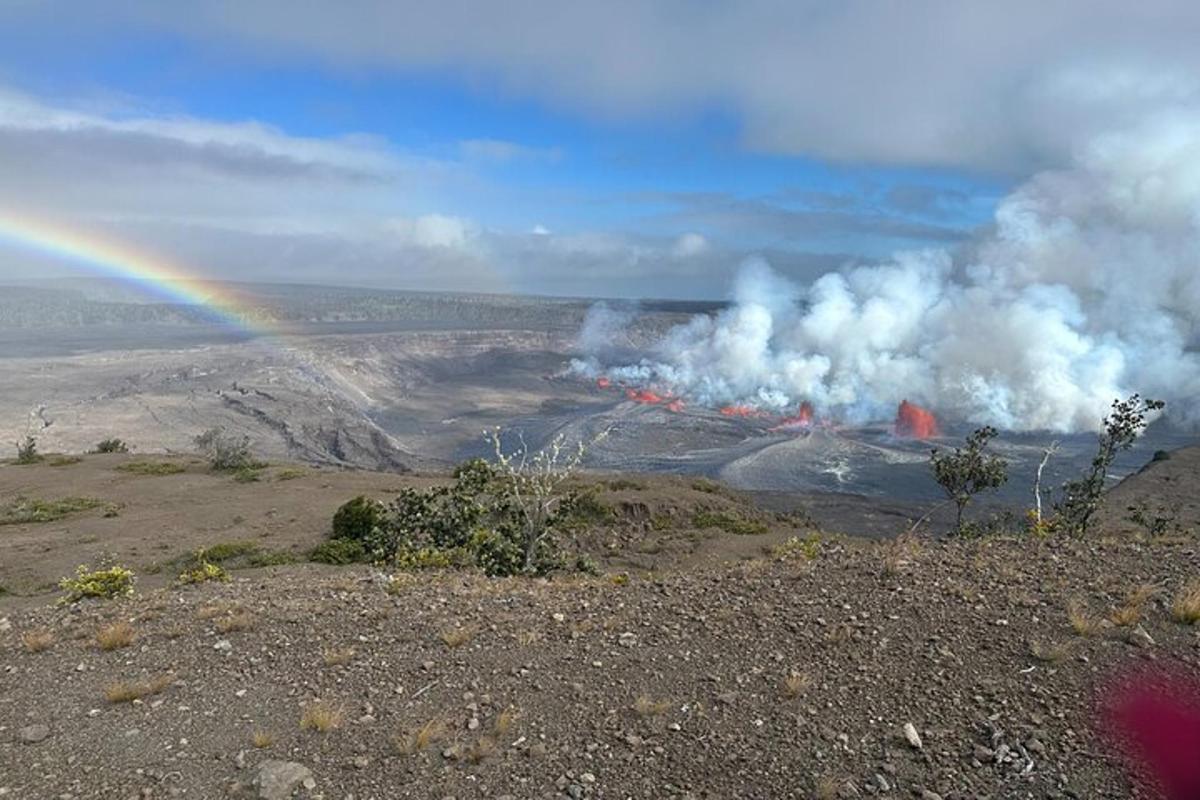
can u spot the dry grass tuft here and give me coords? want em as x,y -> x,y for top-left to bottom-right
1067,601 -> 1104,637
22,628 -> 55,653
633,695 -> 671,717
95,621 -> 136,651
299,700 -> 344,732
1029,639 -> 1071,663
1110,603 -> 1143,627
493,706 -> 518,735
782,670 -> 812,698
105,673 -> 173,703
439,625 -> 476,649
1171,580 -> 1200,625
394,717 -> 447,754
251,730 -> 274,749
322,647 -> 356,667
815,776 -> 841,800
195,603 -> 229,620
215,609 -> 255,633
465,735 -> 498,763
515,630 -> 539,646
1111,582 -> 1161,626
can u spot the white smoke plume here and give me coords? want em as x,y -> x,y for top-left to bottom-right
574,116 -> 1200,433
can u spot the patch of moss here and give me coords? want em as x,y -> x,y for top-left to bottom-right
116,461 -> 187,476
200,541 -> 260,562
605,478 -> 646,491
232,466 -> 266,483
693,510 -> 769,536
309,539 -> 368,565
0,496 -> 106,525
247,550 -> 299,567
275,467 -> 308,481
47,455 -> 83,467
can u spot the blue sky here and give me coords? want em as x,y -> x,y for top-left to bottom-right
0,2 -> 1193,298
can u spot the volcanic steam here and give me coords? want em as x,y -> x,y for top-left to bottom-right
573,116 -> 1200,433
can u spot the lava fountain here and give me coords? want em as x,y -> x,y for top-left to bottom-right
894,400 -> 940,439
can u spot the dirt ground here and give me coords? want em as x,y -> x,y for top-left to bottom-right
0,448 -> 1198,799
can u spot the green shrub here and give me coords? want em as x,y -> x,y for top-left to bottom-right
338,451 -> 603,578
930,426 -> 1008,533
194,428 -> 260,472
309,539 -> 368,565
468,527 -> 525,577
200,541 -> 259,563
558,490 -> 615,530
332,496 -> 387,543
14,435 -> 41,465
177,560 -> 229,585
48,455 -> 83,467
232,466 -> 264,483
393,545 -> 469,572
59,564 -> 135,603
275,467 -> 308,481
92,439 -> 130,454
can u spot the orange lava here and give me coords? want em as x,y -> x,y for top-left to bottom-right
894,399 -> 940,439
719,405 -> 765,418
772,401 -> 815,429
626,388 -> 665,404
665,399 -> 685,413
596,376 -> 611,389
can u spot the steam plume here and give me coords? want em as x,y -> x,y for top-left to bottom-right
573,117 -> 1200,433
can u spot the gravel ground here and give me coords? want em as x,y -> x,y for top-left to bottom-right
3,531 -> 1199,800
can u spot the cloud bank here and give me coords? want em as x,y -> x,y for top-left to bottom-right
13,0 -> 1200,173
574,114 -> 1200,433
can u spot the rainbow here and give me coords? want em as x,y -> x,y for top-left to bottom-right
0,212 -> 269,334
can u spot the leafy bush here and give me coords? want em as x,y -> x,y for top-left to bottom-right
309,539 -> 368,565
1054,395 -> 1164,536
59,564 -> 135,603
14,435 -> 41,465
92,438 -> 130,454
194,428 -> 258,472
337,445 -> 600,577
393,545 -> 469,572
331,495 -> 387,543
930,426 -> 1008,533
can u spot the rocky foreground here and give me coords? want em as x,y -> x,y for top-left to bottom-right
2,531 -> 1199,800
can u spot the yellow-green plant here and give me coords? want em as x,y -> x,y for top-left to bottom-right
59,564 -> 135,603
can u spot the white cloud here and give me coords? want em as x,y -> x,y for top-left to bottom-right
391,214 -> 478,249
671,232 -> 709,258
14,0 -> 1200,172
